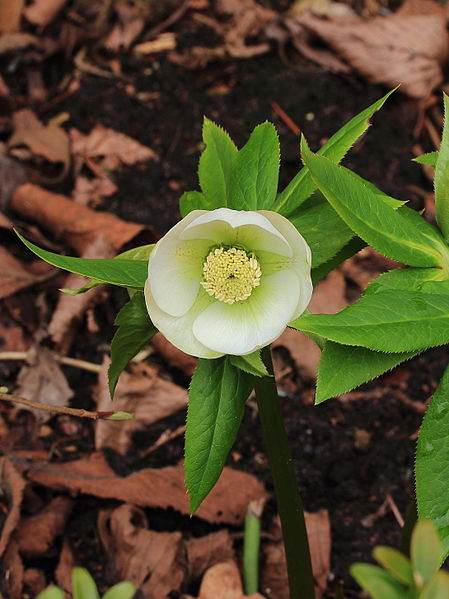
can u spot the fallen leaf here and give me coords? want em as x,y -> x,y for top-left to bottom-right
398,0 -> 446,18
72,175 -> 118,206
8,110 -> 71,180
0,0 -> 24,32
0,314 -> 29,352
98,504 -> 185,598
0,155 -> 28,213
95,359 -> 188,453
55,540 -> 75,593
296,13 -> 448,98
0,32 -> 38,54
288,0 -> 354,18
15,496 -> 73,557
0,211 -> 12,227
152,333 -> 197,377
134,32 -> 177,54
16,346 -> 74,423
23,569 -> 46,596
9,183 -> 157,254
193,561 -> 264,599
262,511 -> 331,599
0,459 -> 26,559
1,540 -> 24,599
0,246 -> 56,300
27,452 -> 268,525
24,0 -> 68,26
186,530 -> 235,581
104,2 -> 145,51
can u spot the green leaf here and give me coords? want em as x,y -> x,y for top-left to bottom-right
350,563 -> 409,599
311,237 -> 366,285
419,571 -> 449,599
185,356 -> 254,513
16,232 -> 147,288
364,267 -> 447,297
292,289 -> 449,353
435,93 -> 449,241
300,140 -> 448,268
275,89 -> 396,216
72,568 -> 100,599
416,365 -> 449,561
229,350 -> 269,377
228,122 -> 280,211
198,118 -> 237,209
102,582 -> 136,599
179,190 -> 209,217
414,151 -> 438,168
411,520 -> 442,583
36,587 -> 65,599
373,547 -> 414,586
316,342 -> 419,403
109,291 -> 157,397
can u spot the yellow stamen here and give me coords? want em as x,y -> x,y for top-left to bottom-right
201,247 -> 262,304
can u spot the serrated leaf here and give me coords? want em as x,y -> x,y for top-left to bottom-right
292,289 -> 449,353
435,93 -> 449,241
419,571 -> 449,599
102,582 -> 136,599
179,190 -> 210,217
229,350 -> 269,377
416,365 -> 449,561
198,118 -> 237,209
17,232 -> 147,288
300,140 -> 448,268
311,237 -> 366,285
316,342 -> 419,403
364,267 -> 447,297
350,563 -> 409,599
108,291 -> 157,397
411,520 -> 442,583
36,587 -> 65,599
414,151 -> 438,168
275,89 -> 396,216
373,547 -> 414,586
72,568 -> 100,599
185,356 -> 254,513
228,122 -> 280,211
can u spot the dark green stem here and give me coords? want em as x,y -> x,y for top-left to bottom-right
400,499 -> 418,557
254,347 -> 315,599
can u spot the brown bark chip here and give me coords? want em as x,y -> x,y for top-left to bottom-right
186,530 -> 235,581
98,504 -> 186,599
0,458 -> 27,558
27,452 -> 267,525
0,246 -> 56,300
1,540 -> 24,599
191,561 -> 265,599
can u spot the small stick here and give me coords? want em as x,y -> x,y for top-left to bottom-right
270,101 -> 301,136
386,493 -> 405,528
0,351 -> 102,374
0,391 -> 132,420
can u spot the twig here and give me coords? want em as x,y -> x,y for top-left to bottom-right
270,101 -> 301,136
146,1 -> 189,40
0,351 -> 102,374
142,424 -> 186,456
0,391 -> 132,420
386,493 -> 405,528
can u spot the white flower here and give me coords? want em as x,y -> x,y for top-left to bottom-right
144,208 -> 312,358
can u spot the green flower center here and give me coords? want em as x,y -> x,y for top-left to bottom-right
201,247 -> 262,304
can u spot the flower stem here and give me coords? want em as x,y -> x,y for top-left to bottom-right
254,347 -> 315,599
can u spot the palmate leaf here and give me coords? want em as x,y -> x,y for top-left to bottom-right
17,232 -> 147,288
108,291 -> 157,397
416,364 -> 449,560
292,289 -> 449,353
301,140 -> 449,268
435,93 -> 449,241
228,122 -> 280,211
274,89 -> 396,217
185,356 -> 254,513
315,342 -> 419,404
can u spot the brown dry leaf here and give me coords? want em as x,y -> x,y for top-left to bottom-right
262,511 -> 331,599
0,32 -> 38,53
297,13 -> 448,98
0,246 -> 56,300
99,504 -> 185,598
0,312 -> 29,351
27,452 -> 268,525
8,110 -> 70,178
186,530 -> 235,581
0,211 -> 12,227
55,540 -> 75,593
48,236 -> 114,347
104,2 -> 145,51
274,270 -> 347,379
134,33 -> 177,54
23,569 -> 46,596
193,561 -> 264,599
152,332 -> 197,377
24,0 -> 68,26
95,359 -> 188,453
288,0 -> 354,18
0,0 -> 24,33
15,496 -> 73,557
398,0 -> 446,18
70,124 -> 157,172
16,346 -> 74,423
9,183 -> 157,254
1,540 -> 24,599
72,175 -> 118,206
0,458 -> 27,557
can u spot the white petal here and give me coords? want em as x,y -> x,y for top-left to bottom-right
192,270 -> 300,355
144,281 -> 223,359
181,208 -> 292,257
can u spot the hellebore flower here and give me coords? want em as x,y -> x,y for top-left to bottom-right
144,208 -> 312,358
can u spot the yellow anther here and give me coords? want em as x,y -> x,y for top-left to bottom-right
201,247 -> 262,304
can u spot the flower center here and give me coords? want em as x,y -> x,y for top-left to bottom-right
201,247 -> 262,304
